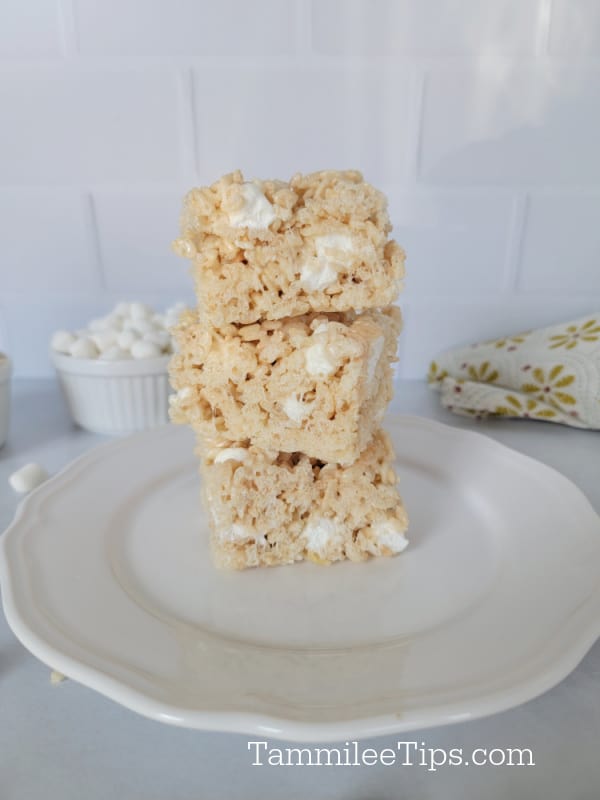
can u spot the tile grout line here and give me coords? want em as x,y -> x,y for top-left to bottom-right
406,69 -> 426,186
503,192 -> 529,294
177,67 -> 200,183
84,191 -> 107,290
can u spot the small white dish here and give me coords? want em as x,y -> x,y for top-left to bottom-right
0,354 -> 11,448
1,415 -> 600,742
51,350 -> 171,436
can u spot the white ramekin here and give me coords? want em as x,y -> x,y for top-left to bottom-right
51,351 -> 171,436
0,355 -> 11,448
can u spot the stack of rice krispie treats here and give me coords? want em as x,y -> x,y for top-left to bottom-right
170,170 -> 409,569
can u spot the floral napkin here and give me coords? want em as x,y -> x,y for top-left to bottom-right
428,314 -> 600,428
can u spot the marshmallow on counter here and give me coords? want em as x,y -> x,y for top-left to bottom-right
50,301 -> 187,362
9,462 -> 50,494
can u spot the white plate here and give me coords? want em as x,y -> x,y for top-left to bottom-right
1,416 -> 600,742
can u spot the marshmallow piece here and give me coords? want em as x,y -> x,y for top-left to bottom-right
305,339 -> 336,376
130,339 -> 163,359
300,258 -> 337,292
283,394 -> 314,423
220,523 -> 252,543
91,330 -> 118,352
130,302 -> 152,322
143,329 -> 172,350
213,447 -> 248,464
105,313 -> 124,332
117,329 -> 140,350
302,517 -> 339,556
228,182 -> 276,229
51,330 -> 76,354
9,463 -> 49,494
121,318 -> 138,332
299,234 -> 355,292
131,318 -> 156,336
113,302 -> 132,317
69,337 -> 99,359
315,233 -> 354,260
99,346 -> 131,361
374,520 -> 409,554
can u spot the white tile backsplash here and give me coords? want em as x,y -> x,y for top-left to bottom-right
0,189 -> 97,291
74,0 -> 297,56
312,0 -> 541,56
420,65 -> 600,185
549,0 -> 600,57
0,0 -> 61,57
0,68 -> 182,184
0,0 -> 599,377
192,64 -> 411,183
386,189 -> 514,295
92,189 -> 190,291
519,193 -> 600,292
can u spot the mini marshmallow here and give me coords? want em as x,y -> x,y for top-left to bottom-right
131,318 -> 156,336
90,330 -> 118,352
130,302 -> 152,322
121,318 -> 139,332
69,337 -> 99,359
113,302 -> 132,317
117,329 -> 140,350
105,313 -> 125,332
143,329 -> 171,350
9,463 -> 49,494
131,339 -> 163,359
51,330 -> 76,354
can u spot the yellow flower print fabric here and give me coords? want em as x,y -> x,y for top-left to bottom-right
428,314 -> 600,429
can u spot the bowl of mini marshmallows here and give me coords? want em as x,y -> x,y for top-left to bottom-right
50,301 -> 185,436
0,351 -> 11,448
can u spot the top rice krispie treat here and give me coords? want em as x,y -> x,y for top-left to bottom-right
173,170 -> 405,327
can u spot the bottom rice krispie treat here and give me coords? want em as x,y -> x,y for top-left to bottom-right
199,429 -> 408,569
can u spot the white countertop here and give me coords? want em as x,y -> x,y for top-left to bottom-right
1,379 -> 599,799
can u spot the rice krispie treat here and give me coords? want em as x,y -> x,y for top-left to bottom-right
173,170 -> 405,327
170,306 -> 401,465
199,429 -> 408,569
